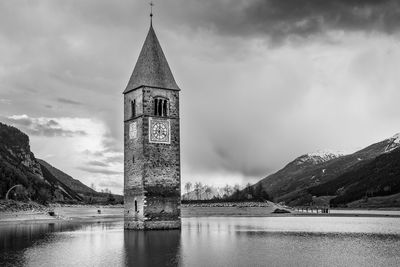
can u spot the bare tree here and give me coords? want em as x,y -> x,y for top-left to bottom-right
205,186 -> 212,200
223,184 -> 232,198
194,182 -> 202,200
184,182 -> 192,200
233,184 -> 240,193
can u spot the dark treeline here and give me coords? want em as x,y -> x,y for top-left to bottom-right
182,181 -> 271,203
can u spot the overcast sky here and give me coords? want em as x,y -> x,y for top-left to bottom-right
1,0 -> 400,194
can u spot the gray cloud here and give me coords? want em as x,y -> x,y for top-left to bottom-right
87,160 -> 109,167
106,155 -> 123,164
101,136 -> 123,154
158,0 -> 400,44
78,166 -> 122,175
245,0 -> 400,40
3,115 -> 87,137
57,98 -> 83,105
82,148 -> 123,164
82,149 -> 104,157
98,180 -> 123,189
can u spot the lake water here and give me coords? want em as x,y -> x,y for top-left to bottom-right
1,216 -> 400,266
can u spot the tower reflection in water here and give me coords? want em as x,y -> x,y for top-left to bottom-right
124,230 -> 181,266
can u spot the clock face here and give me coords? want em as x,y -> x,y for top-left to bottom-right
149,118 -> 170,144
152,122 -> 167,140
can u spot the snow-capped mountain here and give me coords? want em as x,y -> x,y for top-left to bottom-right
309,146 -> 400,207
253,132 -> 400,206
384,133 -> 400,152
294,150 -> 345,166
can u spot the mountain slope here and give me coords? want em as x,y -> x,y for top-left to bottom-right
308,147 -> 400,206
0,122 -> 123,204
0,122 -> 81,203
37,159 -> 95,195
37,159 -> 123,203
39,162 -> 83,201
255,134 -> 400,205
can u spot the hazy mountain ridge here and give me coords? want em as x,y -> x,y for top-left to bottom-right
0,122 -> 81,202
37,159 -> 95,195
255,133 -> 400,206
39,162 -> 83,201
0,122 -> 122,204
38,158 -> 123,203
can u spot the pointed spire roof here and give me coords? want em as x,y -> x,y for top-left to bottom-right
124,25 -> 180,93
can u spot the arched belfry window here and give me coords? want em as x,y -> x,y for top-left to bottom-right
154,98 -> 168,117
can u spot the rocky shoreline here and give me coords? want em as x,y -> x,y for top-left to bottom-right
0,200 -> 50,213
0,200 -> 124,213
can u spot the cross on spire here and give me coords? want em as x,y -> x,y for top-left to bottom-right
150,1 -> 154,25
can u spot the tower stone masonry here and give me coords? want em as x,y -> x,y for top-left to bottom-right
123,23 -> 181,230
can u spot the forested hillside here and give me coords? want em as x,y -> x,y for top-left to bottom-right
252,133 -> 400,206
0,122 -> 80,203
308,147 -> 400,207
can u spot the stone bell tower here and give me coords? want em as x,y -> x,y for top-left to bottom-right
123,19 -> 181,230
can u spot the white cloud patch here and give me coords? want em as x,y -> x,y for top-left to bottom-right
2,114 -> 123,194
0,99 -> 11,104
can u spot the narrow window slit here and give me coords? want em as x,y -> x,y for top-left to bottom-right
154,99 -> 158,115
131,100 -> 136,118
163,100 -> 167,116
158,100 -> 162,116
